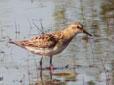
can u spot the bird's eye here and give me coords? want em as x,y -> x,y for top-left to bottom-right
77,26 -> 80,29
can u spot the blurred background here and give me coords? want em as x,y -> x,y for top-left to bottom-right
0,0 -> 114,85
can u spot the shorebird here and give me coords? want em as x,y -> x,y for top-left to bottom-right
9,22 -> 92,68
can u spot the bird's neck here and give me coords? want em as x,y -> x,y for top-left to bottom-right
62,27 -> 77,40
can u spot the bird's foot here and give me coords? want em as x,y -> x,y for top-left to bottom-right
46,64 -> 54,72
50,64 -> 54,72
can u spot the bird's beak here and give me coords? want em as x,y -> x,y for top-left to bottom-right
83,29 -> 92,36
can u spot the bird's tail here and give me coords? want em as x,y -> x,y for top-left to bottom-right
9,41 -> 24,47
9,41 -> 17,44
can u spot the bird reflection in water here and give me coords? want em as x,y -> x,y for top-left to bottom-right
31,64 -> 77,85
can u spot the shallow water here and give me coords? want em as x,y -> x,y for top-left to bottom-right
0,0 -> 114,85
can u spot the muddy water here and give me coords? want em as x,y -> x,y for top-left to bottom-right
0,0 -> 114,85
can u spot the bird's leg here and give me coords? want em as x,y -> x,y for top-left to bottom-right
50,56 -> 54,72
50,56 -> 53,65
40,57 -> 43,68
39,57 -> 43,80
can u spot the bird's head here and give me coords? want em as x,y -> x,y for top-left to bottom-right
69,22 -> 92,36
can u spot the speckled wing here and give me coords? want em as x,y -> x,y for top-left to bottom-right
27,34 -> 58,48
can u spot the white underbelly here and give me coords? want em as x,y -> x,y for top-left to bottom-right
25,44 -> 68,56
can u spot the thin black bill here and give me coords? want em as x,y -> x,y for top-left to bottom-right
83,29 -> 92,36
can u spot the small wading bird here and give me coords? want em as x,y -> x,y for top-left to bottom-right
9,22 -> 92,69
